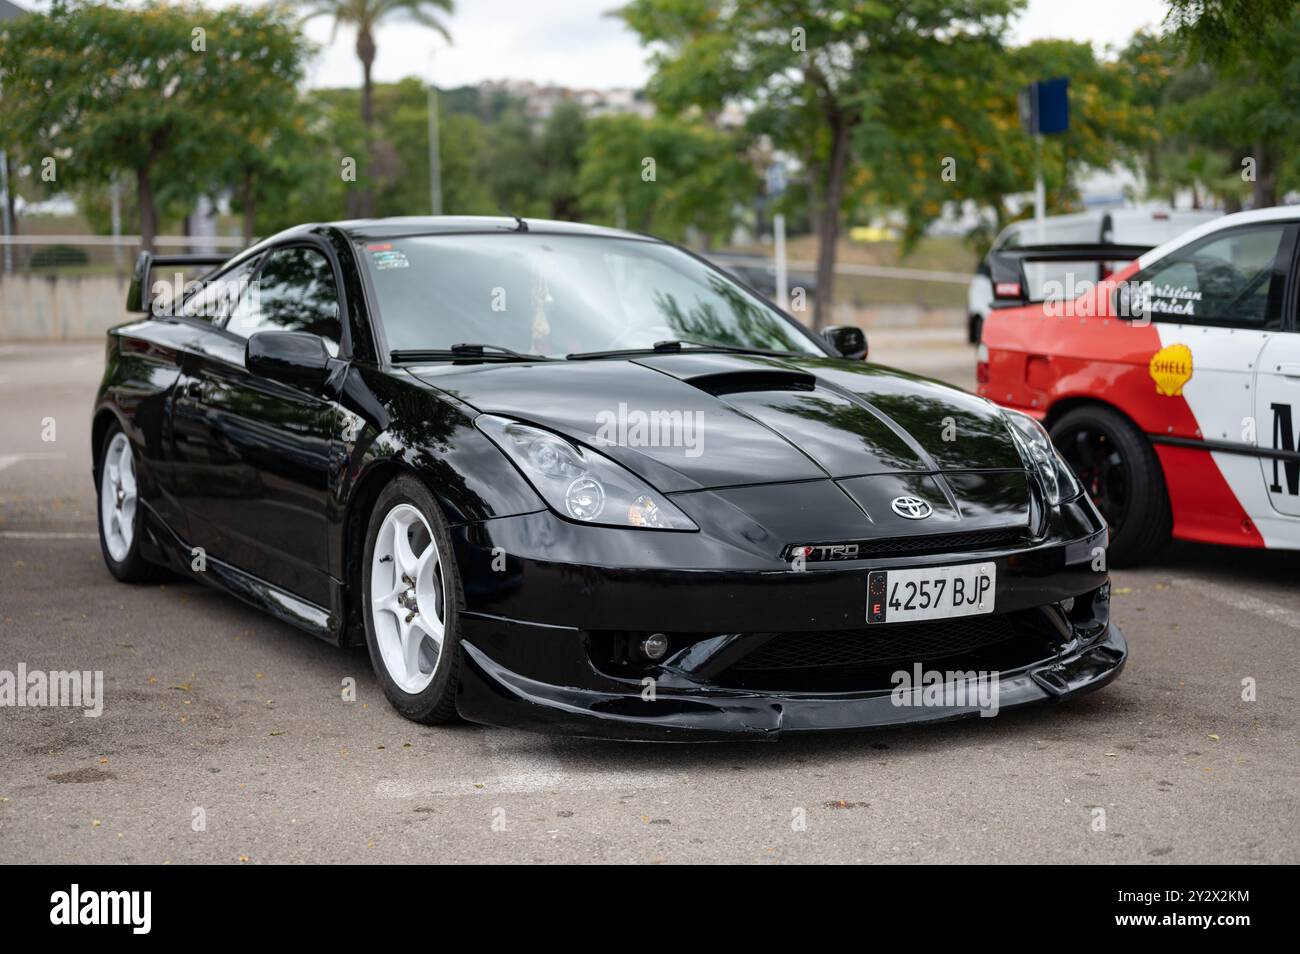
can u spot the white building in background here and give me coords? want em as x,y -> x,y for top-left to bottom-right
477,79 -> 652,124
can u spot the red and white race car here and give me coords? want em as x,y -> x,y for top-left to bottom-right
979,206 -> 1300,565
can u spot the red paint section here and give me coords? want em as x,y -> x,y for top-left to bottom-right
980,257 -> 1264,549
980,261 -> 1201,437
1153,444 -> 1264,547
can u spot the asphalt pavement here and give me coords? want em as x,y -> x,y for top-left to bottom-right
1,337 -> 1297,863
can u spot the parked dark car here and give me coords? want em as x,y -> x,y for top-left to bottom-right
719,257 -> 818,303
93,216 -> 1124,739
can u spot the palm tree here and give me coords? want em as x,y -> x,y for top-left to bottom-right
298,0 -> 453,215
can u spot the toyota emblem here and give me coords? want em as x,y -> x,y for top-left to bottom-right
891,495 -> 933,520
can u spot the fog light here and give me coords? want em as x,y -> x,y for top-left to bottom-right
640,633 -> 670,661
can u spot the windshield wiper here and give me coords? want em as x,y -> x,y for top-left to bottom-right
390,344 -> 552,363
567,339 -> 799,360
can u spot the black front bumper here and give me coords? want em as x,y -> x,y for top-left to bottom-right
455,622 -> 1126,740
448,494 -> 1124,740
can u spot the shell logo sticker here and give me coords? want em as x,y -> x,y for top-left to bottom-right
1150,343 -> 1193,397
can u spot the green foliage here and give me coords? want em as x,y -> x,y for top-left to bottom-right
294,0 -> 454,215
576,113 -> 757,245
870,37 -> 1154,253
295,0 -> 453,44
0,1 -> 312,244
618,0 -> 1026,323
539,101 -> 587,220
194,4 -> 315,238
0,0 -> 206,242
1165,0 -> 1296,67
30,244 -> 90,268
1118,9 -> 1300,210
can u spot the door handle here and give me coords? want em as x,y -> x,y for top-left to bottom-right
1275,363 -> 1300,379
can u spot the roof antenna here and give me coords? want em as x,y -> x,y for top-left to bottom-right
498,207 -> 528,232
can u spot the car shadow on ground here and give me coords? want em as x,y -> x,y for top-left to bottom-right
1134,540 -> 1300,587
475,692 -> 1128,774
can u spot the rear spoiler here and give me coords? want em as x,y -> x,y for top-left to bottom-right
988,243 -> 1151,308
126,251 -> 229,314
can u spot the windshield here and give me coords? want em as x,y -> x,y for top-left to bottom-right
360,233 -> 824,357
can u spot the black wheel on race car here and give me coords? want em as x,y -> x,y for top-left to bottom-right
361,475 -> 464,724
1051,404 -> 1171,567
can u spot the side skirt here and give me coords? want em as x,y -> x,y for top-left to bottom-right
139,502 -> 343,645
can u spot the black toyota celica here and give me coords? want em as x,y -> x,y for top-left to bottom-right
93,216 -> 1125,739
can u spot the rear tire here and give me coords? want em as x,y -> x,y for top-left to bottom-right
96,424 -> 163,583
1050,405 -> 1171,567
361,475 -> 463,724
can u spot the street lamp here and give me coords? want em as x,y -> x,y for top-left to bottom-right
428,51 -> 441,217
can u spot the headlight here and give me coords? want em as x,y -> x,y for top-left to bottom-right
1002,410 -> 1081,506
476,415 -> 697,531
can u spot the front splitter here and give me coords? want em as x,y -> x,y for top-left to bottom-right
454,625 -> 1128,741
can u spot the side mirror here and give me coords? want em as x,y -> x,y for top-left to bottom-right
246,331 -> 331,391
1111,282 -> 1149,321
822,325 -> 868,360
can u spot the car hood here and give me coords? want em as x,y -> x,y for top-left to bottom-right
407,352 -> 1027,496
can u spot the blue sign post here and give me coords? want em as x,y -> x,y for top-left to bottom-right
1019,77 -> 1070,135
1018,77 -> 1070,237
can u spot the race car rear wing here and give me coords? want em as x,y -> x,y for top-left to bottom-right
126,250 -> 230,314
988,243 -> 1151,308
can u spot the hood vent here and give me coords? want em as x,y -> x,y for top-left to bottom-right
684,369 -> 817,396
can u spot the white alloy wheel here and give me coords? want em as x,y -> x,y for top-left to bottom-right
100,432 -> 138,563
369,503 -> 447,693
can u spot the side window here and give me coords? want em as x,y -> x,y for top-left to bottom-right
224,247 -> 343,355
1135,224 -> 1289,330
178,256 -> 260,323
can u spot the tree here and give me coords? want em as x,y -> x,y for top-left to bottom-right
540,101 -> 587,219
296,0 -> 453,217
619,0 -> 1020,328
577,114 -> 757,246
0,1 -> 209,249
0,1 -> 317,249
867,37 -> 1153,255
1118,13 -> 1300,211
1165,0 -> 1297,67
197,6 -> 313,243
484,109 -> 548,216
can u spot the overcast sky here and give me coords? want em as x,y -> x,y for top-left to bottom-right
292,0 -> 1174,89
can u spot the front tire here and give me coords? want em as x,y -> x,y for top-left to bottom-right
361,475 -> 463,724
96,425 -> 160,582
1051,405 -> 1171,567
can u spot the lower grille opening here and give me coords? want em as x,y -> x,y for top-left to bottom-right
715,609 -> 1066,692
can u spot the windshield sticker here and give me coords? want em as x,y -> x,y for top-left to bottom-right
371,247 -> 409,270
1150,343 -> 1193,397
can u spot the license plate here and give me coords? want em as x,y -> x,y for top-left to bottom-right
867,561 -> 996,624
